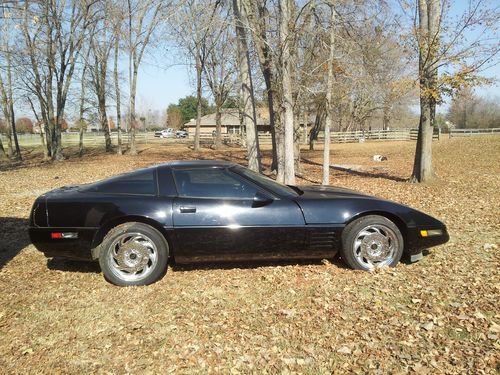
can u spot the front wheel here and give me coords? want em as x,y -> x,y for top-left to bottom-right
341,215 -> 404,271
99,222 -> 169,286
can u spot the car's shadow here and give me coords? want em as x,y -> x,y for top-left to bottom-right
45,256 -> 349,275
0,217 -> 31,270
44,251 -> 428,276
47,258 -> 101,273
171,256 -> 349,272
400,249 -> 430,265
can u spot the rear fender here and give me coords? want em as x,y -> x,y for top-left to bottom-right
91,216 -> 174,260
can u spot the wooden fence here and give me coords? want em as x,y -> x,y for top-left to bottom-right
2,132 -> 190,148
449,127 -> 500,138
258,128 -> 439,144
2,127 -> 472,149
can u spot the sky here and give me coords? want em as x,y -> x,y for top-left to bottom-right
132,0 -> 499,115
133,58 -> 500,112
135,62 -> 193,115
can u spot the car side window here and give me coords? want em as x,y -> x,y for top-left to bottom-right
157,167 -> 177,196
173,168 -> 259,199
84,169 -> 156,195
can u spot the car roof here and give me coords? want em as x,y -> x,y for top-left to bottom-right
158,160 -> 238,169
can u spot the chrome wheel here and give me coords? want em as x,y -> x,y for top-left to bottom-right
108,232 -> 158,282
353,224 -> 399,269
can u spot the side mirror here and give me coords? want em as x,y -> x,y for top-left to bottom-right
252,191 -> 273,207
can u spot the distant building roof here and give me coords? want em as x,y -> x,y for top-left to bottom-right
160,160 -> 237,168
184,109 -> 270,127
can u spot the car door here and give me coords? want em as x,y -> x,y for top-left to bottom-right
170,167 -> 306,262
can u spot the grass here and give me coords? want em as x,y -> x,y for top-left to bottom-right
0,137 -> 499,373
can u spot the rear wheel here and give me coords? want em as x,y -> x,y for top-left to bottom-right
341,215 -> 403,270
99,222 -> 168,286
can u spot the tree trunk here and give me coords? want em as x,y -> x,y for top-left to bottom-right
53,118 -> 64,161
241,0 -> 278,171
79,125 -> 84,157
78,58 -> 88,157
0,74 -> 13,158
5,123 -> 13,157
302,110 -> 308,144
46,58 -> 58,161
0,136 -> 6,159
95,54 -> 112,153
411,0 -> 440,183
276,125 -> 285,182
44,122 -> 52,158
233,0 -> 261,172
129,62 -> 138,155
293,110 -> 301,172
263,68 -> 279,171
382,99 -> 391,131
38,124 -> 46,155
194,50 -> 202,152
114,35 -> 122,155
280,0 -> 295,185
1,9 -> 21,161
323,2 -> 335,185
7,74 -> 21,161
309,107 -> 323,151
214,102 -> 223,149
99,95 -> 112,152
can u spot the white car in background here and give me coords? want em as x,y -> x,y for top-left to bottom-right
154,128 -> 175,138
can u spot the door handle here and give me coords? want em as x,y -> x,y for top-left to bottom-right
180,206 -> 196,213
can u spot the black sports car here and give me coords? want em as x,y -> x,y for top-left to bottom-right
29,160 -> 449,286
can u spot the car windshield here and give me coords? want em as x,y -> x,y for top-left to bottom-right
232,166 -> 300,197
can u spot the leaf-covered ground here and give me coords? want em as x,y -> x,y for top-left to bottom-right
0,138 -> 499,374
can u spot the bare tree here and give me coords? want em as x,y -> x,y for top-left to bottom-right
408,0 -> 500,182
0,5 -> 21,160
279,0 -> 295,184
411,0 -> 440,182
170,0 -> 224,152
78,46 -> 92,157
447,87 -> 500,129
126,0 -> 162,155
233,0 -> 261,171
241,0 -> 279,172
89,1 -> 115,152
203,11 -> 237,149
112,4 -> 125,155
20,0 -> 94,160
322,1 -> 335,185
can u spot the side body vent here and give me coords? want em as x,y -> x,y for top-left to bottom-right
307,230 -> 338,250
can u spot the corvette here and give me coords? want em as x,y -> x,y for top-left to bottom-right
29,160 -> 449,286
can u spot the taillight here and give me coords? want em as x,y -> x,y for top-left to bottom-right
51,232 -> 78,239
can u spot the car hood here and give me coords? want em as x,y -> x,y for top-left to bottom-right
293,185 -> 445,228
44,185 -> 83,197
297,185 -> 372,199
294,185 -> 411,225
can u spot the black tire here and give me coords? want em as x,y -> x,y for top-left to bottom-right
98,222 -> 169,286
340,215 -> 404,271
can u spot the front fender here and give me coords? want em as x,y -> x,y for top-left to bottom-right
295,197 -> 413,225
